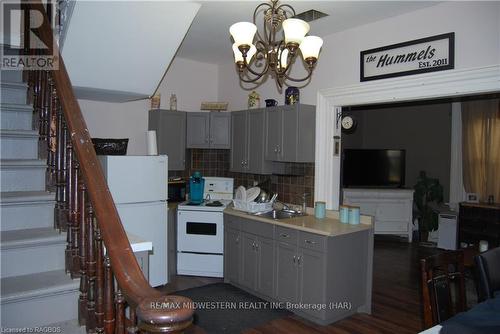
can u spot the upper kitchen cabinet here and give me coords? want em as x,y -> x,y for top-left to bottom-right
148,110 -> 186,170
265,104 -> 316,163
186,112 -> 231,149
230,109 -> 273,174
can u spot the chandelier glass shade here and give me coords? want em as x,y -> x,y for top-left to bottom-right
229,0 -> 323,88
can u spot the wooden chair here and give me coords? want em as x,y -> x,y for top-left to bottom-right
420,250 -> 467,328
474,246 -> 500,302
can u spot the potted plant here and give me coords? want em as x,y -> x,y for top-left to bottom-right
413,171 -> 444,242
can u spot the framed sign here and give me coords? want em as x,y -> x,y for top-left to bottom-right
360,32 -> 454,82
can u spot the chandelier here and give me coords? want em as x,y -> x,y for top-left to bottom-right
229,0 -> 323,89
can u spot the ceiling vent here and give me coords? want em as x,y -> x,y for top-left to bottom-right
293,9 -> 328,23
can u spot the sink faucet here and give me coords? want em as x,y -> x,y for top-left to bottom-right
274,200 -> 292,211
300,193 -> 309,213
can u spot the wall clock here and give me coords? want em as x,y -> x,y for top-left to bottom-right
341,115 -> 357,134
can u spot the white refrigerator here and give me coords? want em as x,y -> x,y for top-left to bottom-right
99,155 -> 168,286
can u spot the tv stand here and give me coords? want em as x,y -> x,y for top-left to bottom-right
343,188 -> 414,242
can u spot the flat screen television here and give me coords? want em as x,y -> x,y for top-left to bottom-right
342,149 -> 406,188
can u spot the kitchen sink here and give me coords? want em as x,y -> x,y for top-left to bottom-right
252,209 -> 306,220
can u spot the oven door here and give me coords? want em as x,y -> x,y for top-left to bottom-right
177,210 -> 223,254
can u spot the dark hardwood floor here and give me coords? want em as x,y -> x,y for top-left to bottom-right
159,237 -> 440,334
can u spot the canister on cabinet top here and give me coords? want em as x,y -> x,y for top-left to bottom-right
349,206 -> 360,225
315,201 -> 326,219
339,205 -> 350,224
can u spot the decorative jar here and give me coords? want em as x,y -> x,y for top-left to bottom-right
285,86 -> 299,105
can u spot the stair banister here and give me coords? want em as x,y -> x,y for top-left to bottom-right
22,1 -> 194,332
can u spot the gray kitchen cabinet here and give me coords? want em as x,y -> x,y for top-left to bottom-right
275,227 -> 327,316
186,112 -> 231,149
276,241 -> 299,303
224,211 -> 373,325
299,247 -> 326,317
224,215 -> 275,296
230,109 -> 272,174
148,110 -> 186,170
224,227 -> 241,284
240,233 -> 258,288
257,236 -> 274,297
224,214 -> 241,284
230,111 -> 247,173
240,231 -> 275,296
265,104 -> 316,162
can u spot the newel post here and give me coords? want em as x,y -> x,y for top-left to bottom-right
136,296 -> 194,333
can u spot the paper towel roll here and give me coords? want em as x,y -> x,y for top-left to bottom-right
479,240 -> 489,252
146,130 -> 158,155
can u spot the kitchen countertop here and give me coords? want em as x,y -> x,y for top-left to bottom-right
127,232 -> 153,253
224,206 -> 373,237
104,232 -> 153,254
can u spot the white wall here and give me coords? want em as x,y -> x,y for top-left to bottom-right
156,57 -> 219,111
218,1 -> 500,110
63,1 -> 200,98
79,57 -> 219,155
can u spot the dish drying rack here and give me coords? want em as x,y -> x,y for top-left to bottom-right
232,199 -> 274,213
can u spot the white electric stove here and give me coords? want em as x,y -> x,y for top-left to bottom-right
177,177 -> 233,277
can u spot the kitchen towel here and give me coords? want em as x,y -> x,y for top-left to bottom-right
146,130 -> 158,155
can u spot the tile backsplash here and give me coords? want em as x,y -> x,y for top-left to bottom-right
171,149 -> 314,207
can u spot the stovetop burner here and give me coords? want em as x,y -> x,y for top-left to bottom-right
205,200 -> 223,207
185,202 -> 202,206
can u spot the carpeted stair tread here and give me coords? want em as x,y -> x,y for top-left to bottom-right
0,270 -> 78,303
1,227 -> 66,249
1,191 -> 55,203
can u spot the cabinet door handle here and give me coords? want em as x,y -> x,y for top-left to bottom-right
297,256 -> 301,265
236,237 -> 239,244
280,233 -> 289,238
293,255 -> 296,264
304,239 -> 316,245
255,243 -> 259,251
274,146 -> 278,153
277,145 -> 281,153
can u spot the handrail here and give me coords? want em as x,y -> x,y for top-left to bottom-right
23,1 -> 193,332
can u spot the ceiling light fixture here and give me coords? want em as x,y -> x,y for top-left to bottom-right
229,0 -> 324,89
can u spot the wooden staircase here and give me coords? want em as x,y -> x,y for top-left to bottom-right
1,1 -> 193,332
0,68 -> 81,328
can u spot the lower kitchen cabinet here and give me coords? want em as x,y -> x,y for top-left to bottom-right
276,241 -> 299,303
299,248 -> 326,317
223,212 -> 373,326
224,215 -> 241,284
240,232 -> 275,296
224,227 -> 241,284
276,230 -> 327,318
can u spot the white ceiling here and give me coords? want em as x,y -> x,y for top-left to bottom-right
176,1 -> 441,65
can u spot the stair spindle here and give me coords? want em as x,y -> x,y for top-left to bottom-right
86,204 -> 97,332
104,256 -> 115,334
114,289 -> 126,334
78,179 -> 88,325
126,307 -> 138,334
54,112 -> 68,230
47,77 -> 58,189
70,160 -> 81,277
95,224 -> 105,334
65,141 -> 74,273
